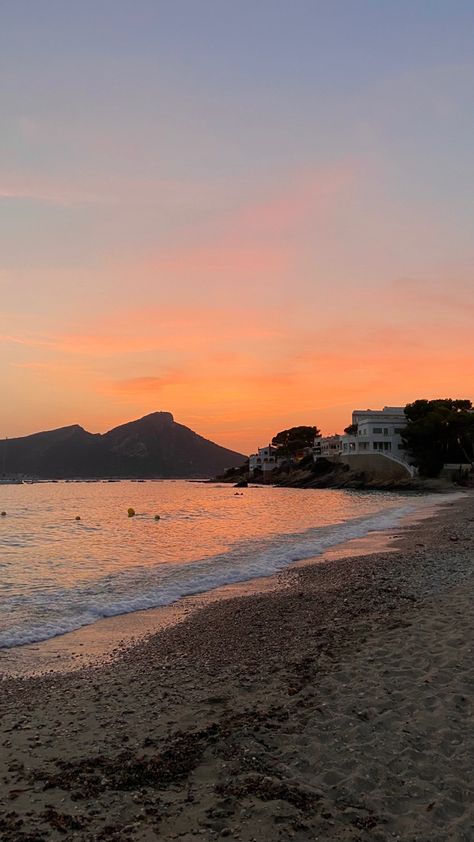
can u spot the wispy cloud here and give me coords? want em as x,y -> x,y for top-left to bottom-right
0,303 -> 286,358
2,153 -> 473,450
0,156 -> 132,207
0,183 -> 109,207
112,373 -> 188,394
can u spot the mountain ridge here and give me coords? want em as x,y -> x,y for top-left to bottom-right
2,412 -> 246,478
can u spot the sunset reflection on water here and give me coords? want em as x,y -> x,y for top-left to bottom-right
0,481 -> 417,648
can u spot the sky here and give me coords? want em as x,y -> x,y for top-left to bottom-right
1,0 -> 473,454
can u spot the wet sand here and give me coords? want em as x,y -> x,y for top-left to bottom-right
0,497 -> 442,679
0,493 -> 473,841
0,527 -> 396,679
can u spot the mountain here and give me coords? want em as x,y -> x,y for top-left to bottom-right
1,412 -> 246,478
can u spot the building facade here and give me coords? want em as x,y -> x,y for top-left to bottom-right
314,407 -> 412,471
313,434 -> 343,459
248,445 -> 280,477
341,407 -> 408,460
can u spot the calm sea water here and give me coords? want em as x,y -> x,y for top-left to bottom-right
0,481 -> 436,649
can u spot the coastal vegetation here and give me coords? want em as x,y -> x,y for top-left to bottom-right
271,426 -> 320,457
218,398 -> 474,488
343,423 -> 358,435
401,399 -> 474,477
4,400 -> 474,484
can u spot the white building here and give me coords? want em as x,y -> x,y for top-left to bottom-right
341,407 -> 408,460
313,434 -> 342,458
313,407 -> 415,476
248,445 -> 280,477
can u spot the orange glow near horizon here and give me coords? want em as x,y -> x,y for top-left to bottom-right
2,167 -> 474,454
3,286 -> 474,454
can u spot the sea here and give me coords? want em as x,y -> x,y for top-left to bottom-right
0,480 -> 443,650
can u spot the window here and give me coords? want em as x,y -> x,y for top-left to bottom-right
373,427 -> 382,433
383,428 -> 389,435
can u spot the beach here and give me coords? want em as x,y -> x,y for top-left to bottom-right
0,493 -> 473,842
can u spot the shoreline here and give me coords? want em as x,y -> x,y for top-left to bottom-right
0,529 -> 395,680
0,491 -> 460,679
0,492 -> 472,841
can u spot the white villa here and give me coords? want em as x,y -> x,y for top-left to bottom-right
315,407 -> 416,477
342,406 -> 407,457
248,444 -> 280,477
247,407 -> 416,482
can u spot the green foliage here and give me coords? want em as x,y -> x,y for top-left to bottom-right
344,423 -> 358,435
272,425 -> 320,455
402,399 -> 474,477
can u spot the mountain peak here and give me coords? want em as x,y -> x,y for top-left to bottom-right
5,412 -> 245,478
105,412 -> 175,438
139,411 -> 174,424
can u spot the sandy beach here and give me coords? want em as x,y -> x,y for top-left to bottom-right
0,493 -> 473,842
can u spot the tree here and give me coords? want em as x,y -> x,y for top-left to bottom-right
402,399 -> 474,477
344,423 -> 358,435
272,425 -> 320,456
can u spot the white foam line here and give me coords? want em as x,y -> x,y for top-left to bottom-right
0,494 -> 456,649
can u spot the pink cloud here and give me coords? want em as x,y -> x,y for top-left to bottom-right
123,161 -> 357,301
231,164 -> 357,237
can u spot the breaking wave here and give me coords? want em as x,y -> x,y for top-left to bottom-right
0,500 -> 422,649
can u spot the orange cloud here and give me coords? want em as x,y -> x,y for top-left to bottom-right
2,156 -> 473,452
112,373 -> 189,394
1,303 -> 287,360
4,280 -> 474,453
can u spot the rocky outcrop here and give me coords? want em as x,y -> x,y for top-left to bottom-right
216,457 -> 450,491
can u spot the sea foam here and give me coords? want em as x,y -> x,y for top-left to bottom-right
0,499 -> 422,649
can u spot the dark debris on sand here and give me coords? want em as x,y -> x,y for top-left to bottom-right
37,727 -> 217,797
216,773 -> 320,812
1,495 -> 473,842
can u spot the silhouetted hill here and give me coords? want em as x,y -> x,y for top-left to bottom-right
2,412 -> 246,478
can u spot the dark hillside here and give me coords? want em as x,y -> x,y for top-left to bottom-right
2,412 -> 246,478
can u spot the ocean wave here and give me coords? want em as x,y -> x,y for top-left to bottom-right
0,500 -> 423,649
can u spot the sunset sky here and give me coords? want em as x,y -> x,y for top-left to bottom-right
1,1 -> 473,454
